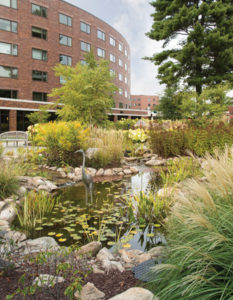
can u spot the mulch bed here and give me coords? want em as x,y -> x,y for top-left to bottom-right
0,258 -> 142,299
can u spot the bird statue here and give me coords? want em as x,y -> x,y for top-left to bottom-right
75,149 -> 93,203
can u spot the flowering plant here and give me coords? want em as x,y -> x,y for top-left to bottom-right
128,128 -> 149,143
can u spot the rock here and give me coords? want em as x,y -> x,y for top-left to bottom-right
37,185 -> 50,191
4,230 -> 26,243
67,173 -> 75,180
148,246 -> 164,258
44,180 -> 57,191
145,159 -> 166,166
108,287 -> 155,300
74,167 -> 81,176
16,186 -> 26,197
96,168 -> 104,176
73,175 -> 82,182
21,237 -> 59,254
134,253 -> 151,264
123,169 -> 132,175
76,241 -> 102,257
33,274 -> 64,287
143,153 -> 157,159
92,264 -> 105,274
32,177 -> 45,187
75,282 -> 105,300
124,157 -> 137,162
135,145 -> 150,155
126,249 -> 143,258
120,159 -> 127,165
85,148 -> 99,160
0,205 -> 16,224
130,167 -> 139,174
103,169 -> 114,177
96,247 -> 114,262
4,197 -> 16,204
112,168 -> 123,174
102,260 -> 125,273
60,171 -> 67,178
118,172 -> 124,176
87,168 -> 97,177
50,166 -> 57,171
157,186 -> 174,198
119,249 -> 131,263
0,201 -> 6,211
57,168 -> 63,172
0,220 -> 10,227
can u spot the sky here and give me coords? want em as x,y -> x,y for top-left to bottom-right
66,0 -> 165,96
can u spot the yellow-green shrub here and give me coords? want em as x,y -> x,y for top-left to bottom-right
32,121 -> 89,166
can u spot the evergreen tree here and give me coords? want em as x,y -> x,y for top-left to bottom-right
158,86 -> 183,119
50,49 -> 117,125
147,0 -> 233,94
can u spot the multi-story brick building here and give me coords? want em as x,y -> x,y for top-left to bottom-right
130,95 -> 159,111
0,0 -> 131,132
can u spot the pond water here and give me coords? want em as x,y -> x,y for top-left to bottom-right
17,166 -> 166,252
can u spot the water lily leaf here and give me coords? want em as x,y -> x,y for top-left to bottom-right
35,227 -> 43,231
56,233 -> 63,237
107,241 -> 116,246
48,232 -> 56,236
123,243 -> 131,248
154,224 -> 161,228
146,233 -> 154,237
58,238 -> 67,242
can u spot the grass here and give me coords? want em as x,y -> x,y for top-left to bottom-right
14,190 -> 57,236
149,146 -> 233,300
0,162 -> 19,200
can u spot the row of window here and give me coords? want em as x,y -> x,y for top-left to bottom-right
131,98 -> 158,102
0,1 -> 129,56
0,89 -> 47,102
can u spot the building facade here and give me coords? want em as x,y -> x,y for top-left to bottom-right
0,0 -> 131,132
130,95 -> 159,111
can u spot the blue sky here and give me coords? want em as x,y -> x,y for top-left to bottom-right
66,0 -> 165,96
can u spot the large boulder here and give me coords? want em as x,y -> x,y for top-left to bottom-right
21,237 -> 59,254
33,274 -> 64,287
96,247 -> 114,262
108,287 -> 155,300
0,204 -> 16,224
148,246 -> 164,258
145,159 -> 166,166
76,241 -> 102,257
96,168 -> 104,176
103,169 -> 114,177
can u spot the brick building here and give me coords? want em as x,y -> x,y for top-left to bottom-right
0,0 -> 131,132
130,95 -> 159,111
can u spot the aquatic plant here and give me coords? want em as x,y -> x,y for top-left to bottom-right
0,142 -> 3,158
150,146 -> 233,299
15,190 -> 58,236
0,162 -> 19,200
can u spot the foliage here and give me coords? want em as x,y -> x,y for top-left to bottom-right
50,49 -> 117,126
128,128 -> 149,143
149,119 -> 233,158
160,157 -> 201,186
0,162 -> 19,200
0,142 -> 3,158
27,105 -> 51,125
146,1 -> 233,94
114,118 -> 138,130
150,146 -> 233,299
14,190 -> 58,236
86,128 -> 125,168
32,121 -> 89,166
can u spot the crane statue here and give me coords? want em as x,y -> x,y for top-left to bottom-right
75,149 -> 93,204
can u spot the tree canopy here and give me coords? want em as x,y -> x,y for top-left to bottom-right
50,49 -> 117,125
147,0 -> 233,94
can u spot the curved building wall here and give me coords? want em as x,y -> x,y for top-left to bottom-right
0,0 -> 131,119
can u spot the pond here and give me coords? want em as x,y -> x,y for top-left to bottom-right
16,166 -> 166,252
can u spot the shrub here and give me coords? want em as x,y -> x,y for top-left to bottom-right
86,128 -> 125,168
32,121 -> 89,166
149,120 -> 233,158
114,118 -> 138,130
0,162 -> 19,200
150,146 -> 233,299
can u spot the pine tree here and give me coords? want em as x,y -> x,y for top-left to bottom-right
147,0 -> 233,94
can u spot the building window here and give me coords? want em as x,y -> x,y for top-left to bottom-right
59,13 -> 72,26
125,90 -> 128,98
32,48 -> 47,61
119,73 -> 123,81
110,53 -> 115,63
80,60 -> 87,65
119,88 -> 123,95
119,59 -> 123,67
119,43 -> 123,52
0,18 -> 17,32
97,29 -> 105,40
0,42 -> 17,56
0,110 -> 9,133
125,49 -> 128,56
17,111 -> 30,132
59,34 -> 72,46
32,92 -> 47,102
32,26 -> 47,40
125,104 -> 128,108
125,77 -> 128,84
119,102 -> 123,108
32,3 -> 47,18
110,36 -> 115,46
0,89 -> 17,98
125,64 -> 128,71
80,41 -> 90,52
110,69 -> 115,76
0,65 -> 18,78
32,70 -> 48,82
0,0 -> 17,8
60,54 -> 72,66
60,76 -> 66,84
97,48 -> 105,58
80,21 -> 90,34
